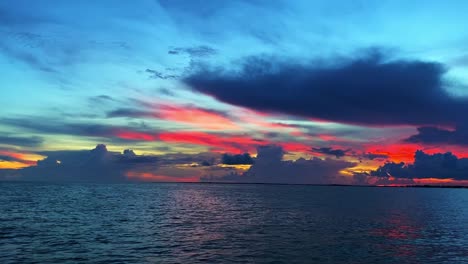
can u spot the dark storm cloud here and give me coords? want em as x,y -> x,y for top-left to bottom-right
221,153 -> 254,165
404,126 -> 468,146
0,134 -> 43,147
371,150 -> 468,180
202,145 -> 356,184
0,144 -> 158,182
185,50 -> 468,127
312,147 -> 350,158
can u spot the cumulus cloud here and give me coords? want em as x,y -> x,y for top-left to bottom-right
371,150 -> 468,180
0,144 -> 158,182
184,50 -> 468,127
221,153 -> 254,165
202,145 -> 357,184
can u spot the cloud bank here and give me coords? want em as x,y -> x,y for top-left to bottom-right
221,153 -> 254,165
0,144 -> 158,182
202,145 -> 356,184
371,150 -> 468,180
312,147 -> 350,158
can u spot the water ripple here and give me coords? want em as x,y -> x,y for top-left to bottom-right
0,183 -> 467,263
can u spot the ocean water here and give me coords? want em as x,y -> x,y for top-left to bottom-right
0,183 -> 467,264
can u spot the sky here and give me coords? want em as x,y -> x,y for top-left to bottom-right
1,0 -> 468,185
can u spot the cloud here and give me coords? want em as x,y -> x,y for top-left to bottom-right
0,41 -> 56,72
312,147 -> 350,158
1,117 -> 115,137
107,108 -> 154,118
221,153 -> 254,165
184,50 -> 468,127
157,0 -> 287,46
155,152 -> 219,167
0,134 -> 43,147
168,45 -> 217,57
157,131 -> 265,153
0,155 -> 16,162
88,95 -> 117,104
361,152 -> 389,160
0,117 -> 161,142
404,126 -> 468,146
0,3 -> 131,74
145,69 -> 179,80
371,150 -> 468,180
202,145 -> 357,184
0,144 -> 158,182
107,103 -> 239,130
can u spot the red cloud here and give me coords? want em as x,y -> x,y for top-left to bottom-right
115,131 -> 158,141
158,131 -> 263,153
317,134 -> 339,141
0,150 -> 40,168
156,104 -> 239,130
0,151 -> 27,160
280,142 -> 311,153
364,143 -> 468,163
115,128 -> 315,154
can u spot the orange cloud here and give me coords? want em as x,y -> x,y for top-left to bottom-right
0,161 -> 31,169
0,150 -> 42,169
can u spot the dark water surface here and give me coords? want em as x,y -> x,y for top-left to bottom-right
0,183 -> 467,263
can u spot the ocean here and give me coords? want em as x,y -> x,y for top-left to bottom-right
0,182 -> 467,263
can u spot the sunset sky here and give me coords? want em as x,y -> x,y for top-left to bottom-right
1,0 -> 468,185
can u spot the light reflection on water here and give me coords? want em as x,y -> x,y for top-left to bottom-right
0,183 -> 467,263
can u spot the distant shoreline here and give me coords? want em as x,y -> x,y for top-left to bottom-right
198,182 -> 468,189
